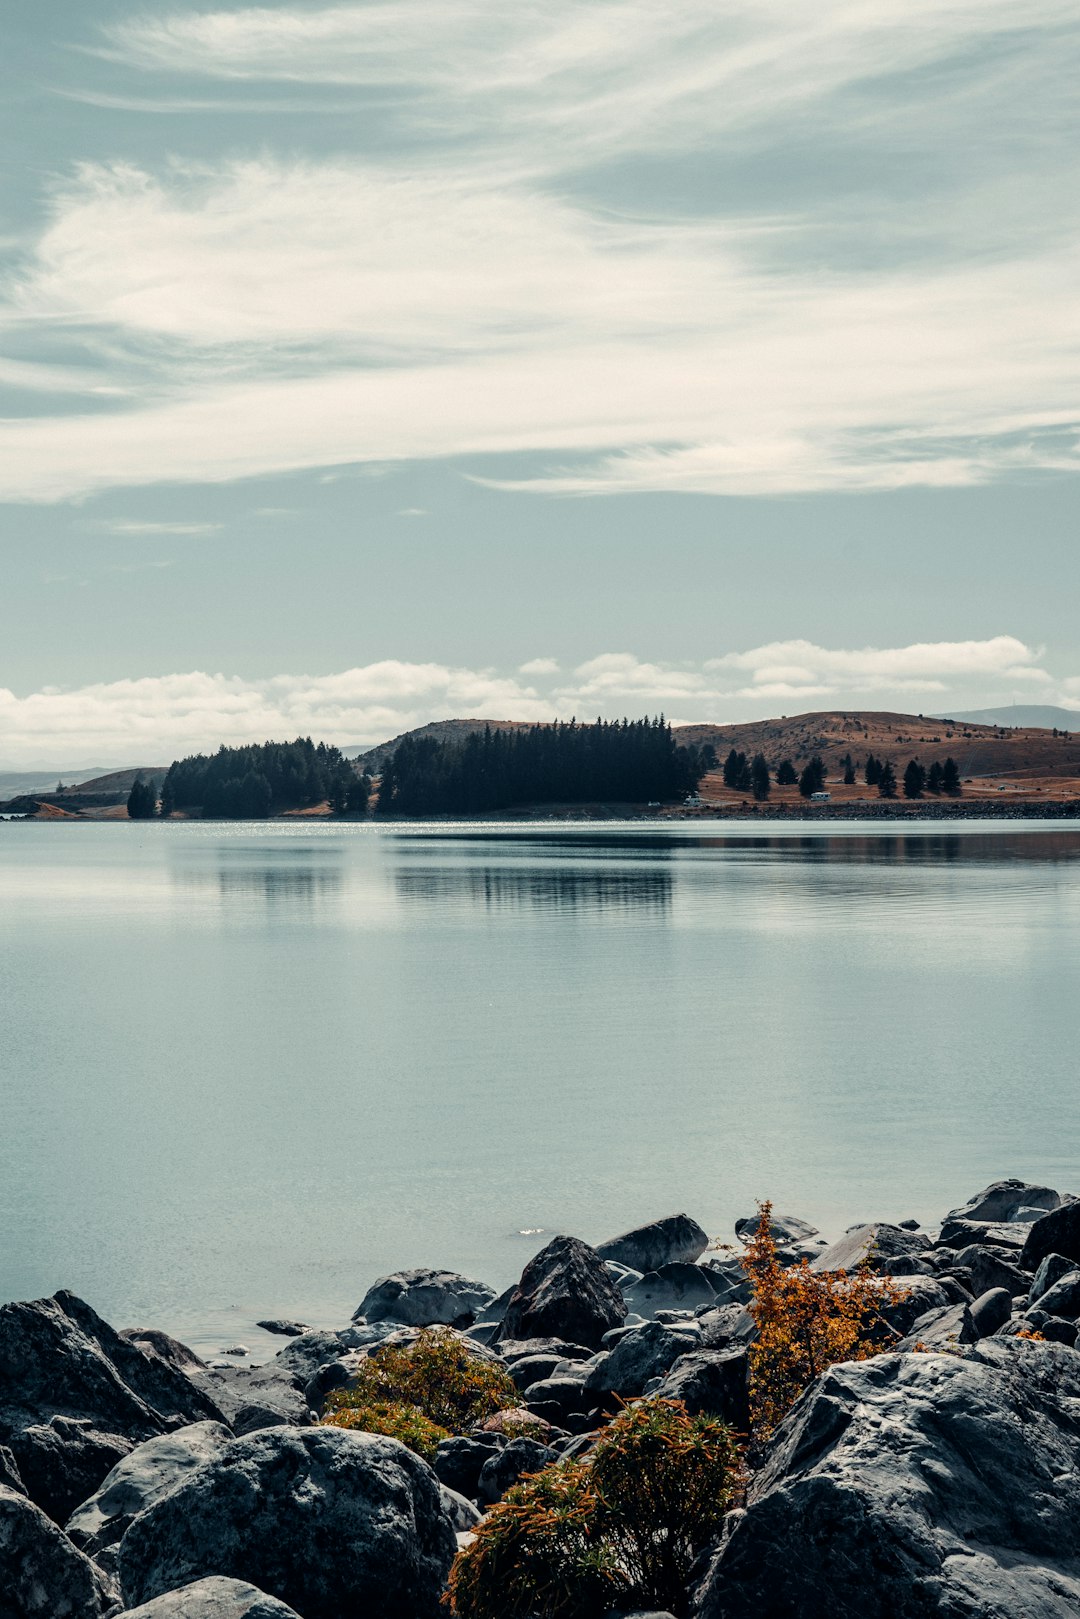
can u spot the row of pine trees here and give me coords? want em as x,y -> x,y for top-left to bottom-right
720,748 -> 962,802
376,719 -> 705,815
131,728 -> 964,818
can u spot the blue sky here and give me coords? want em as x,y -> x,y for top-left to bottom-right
1,0 -> 1079,765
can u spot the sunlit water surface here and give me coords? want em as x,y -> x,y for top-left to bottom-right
2,820 -> 1078,1358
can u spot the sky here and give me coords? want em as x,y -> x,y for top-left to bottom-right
1,0 -> 1079,767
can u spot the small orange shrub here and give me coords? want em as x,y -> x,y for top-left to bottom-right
447,1399 -> 739,1619
323,1396 -> 449,1461
743,1200 -> 908,1438
321,1327 -> 517,1458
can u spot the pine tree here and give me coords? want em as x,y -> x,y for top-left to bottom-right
734,754 -> 752,793
751,753 -> 771,801
126,776 -> 156,819
843,756 -> 856,785
942,757 -> 962,796
864,754 -> 881,786
775,759 -> 798,786
878,760 -> 897,799
723,749 -> 741,788
926,760 -> 944,794
903,759 -> 926,799
798,756 -> 826,798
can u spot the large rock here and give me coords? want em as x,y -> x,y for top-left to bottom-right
497,1236 -> 627,1349
1022,1200 -> 1080,1270
433,1434 -> 504,1498
650,1349 -> 750,1431
191,1364 -> 311,1436
693,1339 -> 1080,1618
476,1437 -> 556,1504
945,1179 -> 1063,1225
935,1218 -> 1027,1252
596,1214 -> 709,1272
939,1244 -> 1027,1299
1036,1270 -> 1080,1321
0,1292 -> 224,1522
584,1323 -> 698,1398
123,1578 -> 301,1617
354,1268 -> 496,1329
118,1425 -> 457,1619
66,1421 -> 232,1571
0,1482 -> 114,1617
1029,1252 -> 1076,1304
622,1263 -> 721,1319
810,1224 -> 924,1275
121,1329 -> 207,1376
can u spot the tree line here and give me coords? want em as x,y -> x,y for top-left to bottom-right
720,748 -> 963,802
377,719 -> 705,815
146,739 -> 371,819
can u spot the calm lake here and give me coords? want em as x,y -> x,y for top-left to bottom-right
2,819 -> 1078,1358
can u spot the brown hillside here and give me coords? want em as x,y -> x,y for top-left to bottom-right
353,719 -> 532,774
674,710 -> 1080,780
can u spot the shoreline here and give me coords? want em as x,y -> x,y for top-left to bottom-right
6,798 -> 1080,825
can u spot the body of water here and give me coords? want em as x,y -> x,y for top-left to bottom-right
1,819 -> 1078,1358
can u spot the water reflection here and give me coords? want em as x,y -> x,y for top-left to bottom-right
172,844 -> 345,908
395,863 -> 672,914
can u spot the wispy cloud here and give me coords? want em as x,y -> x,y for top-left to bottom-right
0,637 -> 1071,768
0,2 -> 1076,501
85,518 -> 222,536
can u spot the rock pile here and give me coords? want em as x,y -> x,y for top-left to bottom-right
2,1185 -> 1079,1616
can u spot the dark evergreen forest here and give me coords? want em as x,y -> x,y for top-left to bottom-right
377,719 -> 705,815
160,737 -> 363,818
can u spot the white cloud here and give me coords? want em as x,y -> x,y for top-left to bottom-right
1,638 -> 1073,769
86,518 -> 222,536
104,1 -> 1079,174
0,2 -> 1077,501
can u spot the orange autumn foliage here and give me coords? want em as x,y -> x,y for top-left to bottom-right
743,1201 -> 909,1439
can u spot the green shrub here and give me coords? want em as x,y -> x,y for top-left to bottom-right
322,1327 -> 517,1442
446,1399 -> 740,1619
322,1396 -> 449,1462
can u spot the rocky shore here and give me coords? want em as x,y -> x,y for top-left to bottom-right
3,1182 -> 1080,1617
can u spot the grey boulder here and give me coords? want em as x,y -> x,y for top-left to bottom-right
0,1292 -> 223,1523
968,1287 -> 1012,1337
433,1434 -> 504,1498
118,1425 -> 457,1618
0,1482 -> 114,1618
584,1323 -> 698,1398
1035,1269 -> 1080,1321
622,1264 -> 720,1319
898,1302 -> 976,1350
1029,1252 -> 1077,1305
354,1268 -> 496,1329
596,1214 -> 709,1272
650,1348 -> 750,1431
66,1421 -> 232,1571
477,1437 -> 557,1504
1022,1200 -> 1080,1271
945,1179 -> 1062,1225
935,1218 -> 1026,1252
122,1578 -> 301,1618
498,1236 -> 627,1349
810,1224 -> 924,1275
192,1364 -> 311,1435
938,1244 -> 1027,1299
693,1339 -> 1080,1618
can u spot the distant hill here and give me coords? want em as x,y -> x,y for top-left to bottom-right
947,705 -> 1080,731
69,767 -> 167,795
353,719 -> 533,774
357,709 -> 1080,785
